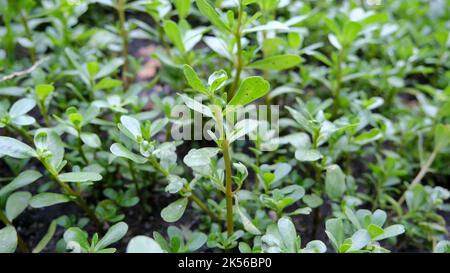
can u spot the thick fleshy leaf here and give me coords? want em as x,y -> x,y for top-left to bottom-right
6,191 -> 32,221
0,136 -> 37,159
208,70 -> 228,93
120,116 -> 142,140
278,217 -> 298,253
0,170 -> 42,197
110,143 -> 147,164
160,198 -> 188,223
93,77 -> 122,91
58,172 -> 102,183
325,164 -> 346,201
35,84 -> 55,101
95,222 -> 128,251
9,98 -> 36,118
295,149 -> 323,162
374,225 -> 405,241
183,65 -> 208,95
29,193 -> 71,208
228,77 -> 270,106
11,115 -> 35,126
163,20 -> 185,53
236,205 -> 261,235
127,236 -> 164,253
348,229 -> 371,252
302,240 -> 327,253
0,226 -> 17,253
229,119 -> 259,143
246,55 -> 302,70
195,0 -> 230,33
179,94 -> 213,117
183,147 -> 219,167
80,133 -> 101,148
186,232 -> 207,252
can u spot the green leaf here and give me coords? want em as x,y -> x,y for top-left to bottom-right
9,98 -> 36,118
80,133 -> 101,148
246,55 -> 302,70
295,149 -> 323,162
367,224 -> 384,239
95,58 -> 124,79
204,36 -> 233,61
30,193 -> 71,208
33,129 -> 65,169
0,87 -> 26,96
175,0 -> 192,19
95,222 -> 128,251
6,191 -> 31,221
186,232 -> 207,252
373,225 -> 405,241
208,70 -> 228,93
0,226 -> 17,253
32,220 -> 57,253
87,62 -> 100,77
435,124 -> 450,150
302,194 -> 323,208
434,241 -> 450,253
328,34 -> 342,50
288,32 -> 302,49
195,0 -> 230,33
278,217 -> 298,253
163,20 -> 185,53
35,84 -> 55,101
183,65 -> 209,95
179,94 -> 213,117
63,227 -> 89,251
228,119 -> 259,143
325,164 -> 346,201
127,236 -> 165,253
228,77 -> 270,106
0,136 -> 37,159
342,21 -> 362,45
110,143 -> 147,164
302,240 -> 327,253
93,77 -> 122,91
58,172 -> 102,183
354,128 -> 382,145
347,229 -> 371,252
161,198 -> 188,223
183,147 -> 219,168
236,202 -> 261,235
120,115 -> 142,140
0,170 -> 42,197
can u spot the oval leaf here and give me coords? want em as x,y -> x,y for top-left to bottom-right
246,55 -> 302,70
228,77 -> 270,106
160,198 -> 188,223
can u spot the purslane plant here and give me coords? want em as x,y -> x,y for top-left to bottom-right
0,0 -> 449,254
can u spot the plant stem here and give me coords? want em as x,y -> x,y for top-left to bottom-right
41,160 -> 101,227
222,139 -> 234,237
228,1 -> 244,102
0,210 -> 29,253
19,11 -> 36,63
7,124 -> 34,144
127,160 -> 140,194
398,147 -> 439,206
117,0 -> 129,89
